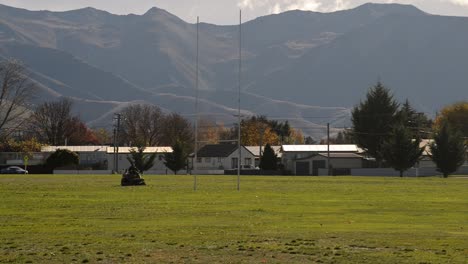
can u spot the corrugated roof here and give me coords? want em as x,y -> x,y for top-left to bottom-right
317,153 -> 363,159
282,145 -> 359,152
246,146 -> 282,158
197,144 -> 238,158
41,146 -> 108,153
106,147 -> 173,154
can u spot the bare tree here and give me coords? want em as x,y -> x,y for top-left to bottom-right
120,104 -> 164,146
0,59 -> 36,138
29,98 -> 74,145
161,113 -> 194,149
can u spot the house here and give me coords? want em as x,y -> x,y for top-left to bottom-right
418,139 -> 468,168
245,146 -> 282,168
106,147 -> 173,173
281,145 -> 365,175
194,144 -> 256,170
41,146 -> 108,168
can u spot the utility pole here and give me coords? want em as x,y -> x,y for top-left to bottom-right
114,113 -> 122,173
327,123 -> 331,176
113,127 -> 116,173
194,16 -> 200,191
259,124 -> 266,166
237,9 -> 242,191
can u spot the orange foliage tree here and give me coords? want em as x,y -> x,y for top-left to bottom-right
434,101 -> 468,137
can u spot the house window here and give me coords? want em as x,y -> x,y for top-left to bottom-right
205,158 -> 211,163
245,158 -> 252,166
231,158 -> 238,169
218,157 -> 223,163
197,158 -> 202,163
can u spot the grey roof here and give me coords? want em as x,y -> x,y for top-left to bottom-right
197,144 -> 238,158
317,153 -> 363,159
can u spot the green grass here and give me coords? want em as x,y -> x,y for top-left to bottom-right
0,175 -> 467,263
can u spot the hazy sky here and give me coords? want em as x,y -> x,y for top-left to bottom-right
1,0 -> 468,24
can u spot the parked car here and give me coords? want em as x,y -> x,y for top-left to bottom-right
0,166 -> 28,174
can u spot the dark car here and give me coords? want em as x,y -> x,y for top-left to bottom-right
0,166 -> 28,174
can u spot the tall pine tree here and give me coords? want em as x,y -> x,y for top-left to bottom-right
430,122 -> 466,178
352,82 -> 400,166
259,144 -> 278,170
164,140 -> 188,175
382,126 -> 424,177
127,146 -> 157,174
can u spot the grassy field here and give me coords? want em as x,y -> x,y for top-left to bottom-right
0,175 -> 467,264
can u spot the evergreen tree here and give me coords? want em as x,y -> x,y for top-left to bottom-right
164,141 -> 188,175
304,136 -> 317,144
259,144 -> 278,170
46,149 -> 79,169
382,126 -> 424,177
126,146 -> 157,174
430,122 -> 466,178
398,99 -> 432,138
352,82 -> 399,165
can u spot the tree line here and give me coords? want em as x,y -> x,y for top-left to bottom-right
0,59 -> 466,176
350,82 -> 467,177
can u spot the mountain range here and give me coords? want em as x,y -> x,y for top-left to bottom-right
1,3 -> 467,138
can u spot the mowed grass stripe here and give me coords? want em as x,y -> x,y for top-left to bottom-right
0,175 -> 467,263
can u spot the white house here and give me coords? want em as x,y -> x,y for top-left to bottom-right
281,145 -> 365,175
194,144 -> 256,170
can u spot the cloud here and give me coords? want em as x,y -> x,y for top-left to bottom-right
238,0 -> 351,13
450,0 -> 468,6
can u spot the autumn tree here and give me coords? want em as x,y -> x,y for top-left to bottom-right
284,128 -> 305,144
120,104 -> 164,146
352,82 -> 400,165
430,122 -> 466,178
92,128 -> 112,145
0,59 -> 36,138
433,101 -> 468,138
67,117 -> 99,145
0,137 -> 43,153
240,116 -> 279,146
197,119 -> 220,145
